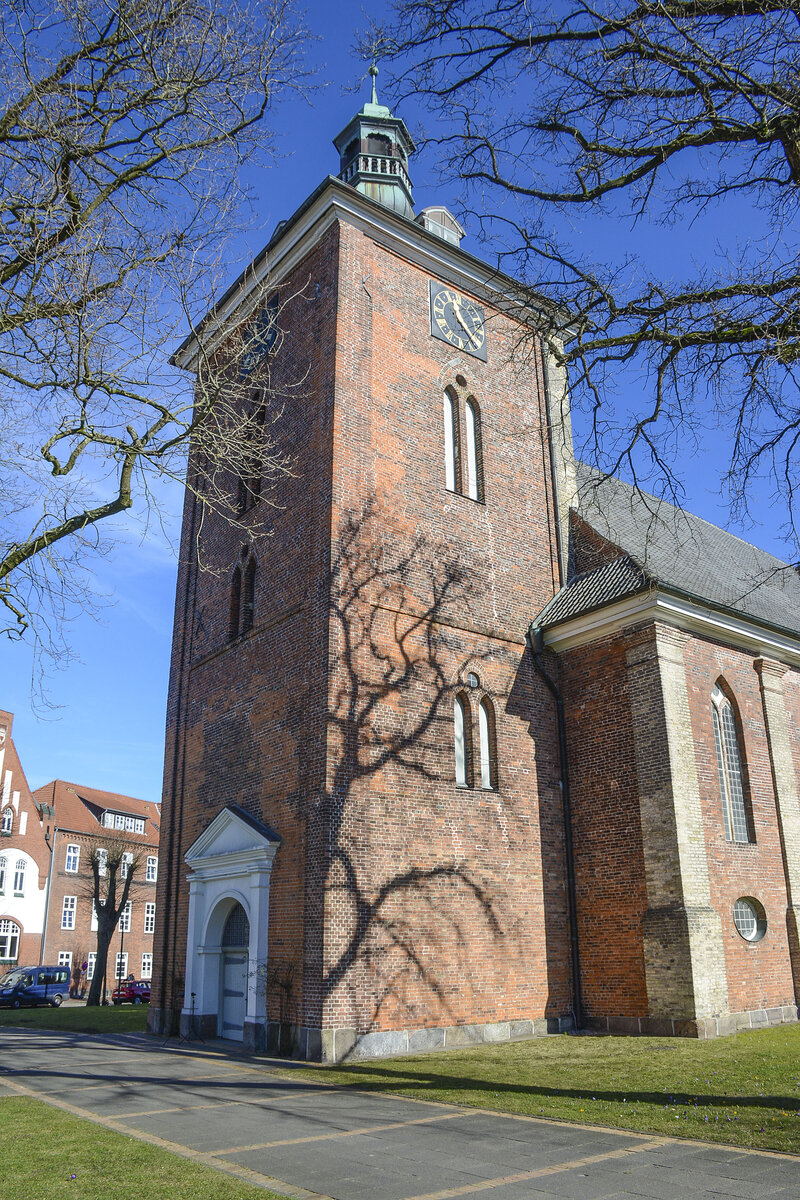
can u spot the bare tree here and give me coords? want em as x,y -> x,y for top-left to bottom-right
375,1 -> 800,539
82,841 -> 141,1006
0,0 -> 308,662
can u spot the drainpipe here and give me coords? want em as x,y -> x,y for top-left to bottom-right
526,624 -> 583,1031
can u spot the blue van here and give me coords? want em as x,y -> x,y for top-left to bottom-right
0,965 -> 70,1007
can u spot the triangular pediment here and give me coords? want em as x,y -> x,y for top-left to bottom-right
185,804 -> 280,863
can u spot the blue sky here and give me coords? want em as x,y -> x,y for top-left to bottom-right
3,0 -> 783,803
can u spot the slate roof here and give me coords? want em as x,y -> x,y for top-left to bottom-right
537,463 -> 800,638
32,779 -> 160,846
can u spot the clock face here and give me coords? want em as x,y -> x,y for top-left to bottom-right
429,281 -> 487,360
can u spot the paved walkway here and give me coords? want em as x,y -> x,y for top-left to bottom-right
1,1028 -> 797,1200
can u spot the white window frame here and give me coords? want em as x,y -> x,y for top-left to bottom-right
0,918 -> 20,960
115,814 -> 126,830
0,856 -> 5,892
1,807 -> 12,835
146,856 -> 158,883
91,901 -> 99,932
13,859 -> 25,895
61,895 -> 77,930
119,901 -> 132,933
86,952 -> 97,980
121,851 -> 133,879
115,952 -> 128,981
140,953 -> 153,980
135,818 -> 145,835
96,848 -> 107,877
125,816 -> 135,832
57,951 -> 72,969
65,843 -> 80,873
144,902 -> 156,935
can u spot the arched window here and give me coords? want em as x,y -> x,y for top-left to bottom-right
478,698 -> 497,790
222,902 -> 250,948
242,556 -> 256,634
13,859 -> 25,895
1,807 -> 12,835
229,547 -> 257,642
229,565 -> 242,641
0,918 -> 20,961
464,398 -> 484,502
712,684 -> 752,843
0,857 -> 6,891
453,694 -> 472,787
443,389 -> 460,492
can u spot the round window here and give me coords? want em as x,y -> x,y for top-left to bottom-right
732,898 -> 767,943
466,672 -> 480,689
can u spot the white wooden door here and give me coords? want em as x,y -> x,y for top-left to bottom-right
220,953 -> 247,1041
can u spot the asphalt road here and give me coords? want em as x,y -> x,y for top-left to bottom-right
1,1027 -> 798,1200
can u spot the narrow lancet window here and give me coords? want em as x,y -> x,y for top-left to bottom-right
712,684 -> 752,843
454,694 -> 470,786
478,698 -> 497,789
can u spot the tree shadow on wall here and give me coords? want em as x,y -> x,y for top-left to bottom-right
293,496 -> 505,1046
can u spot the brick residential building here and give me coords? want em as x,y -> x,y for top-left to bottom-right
148,77 -> 800,1057
0,711 -> 160,993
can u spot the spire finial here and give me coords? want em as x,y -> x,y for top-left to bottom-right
369,62 -> 379,106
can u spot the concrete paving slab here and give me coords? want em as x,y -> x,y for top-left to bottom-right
1,1028 -> 799,1200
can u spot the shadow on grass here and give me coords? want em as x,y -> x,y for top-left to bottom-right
308,1060 -> 798,1114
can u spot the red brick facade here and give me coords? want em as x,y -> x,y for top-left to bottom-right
149,107 -> 800,1057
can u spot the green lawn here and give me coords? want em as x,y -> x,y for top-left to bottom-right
0,1003 -> 148,1035
288,1026 -> 800,1154
0,1097 -> 286,1200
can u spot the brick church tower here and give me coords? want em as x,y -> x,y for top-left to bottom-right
148,73 -> 578,1055
150,71 -> 800,1056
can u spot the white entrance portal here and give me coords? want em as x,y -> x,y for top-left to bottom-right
182,806 -> 280,1050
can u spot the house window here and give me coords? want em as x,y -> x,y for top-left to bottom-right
86,952 -> 96,980
146,856 -> 158,883
144,902 -> 156,935
13,859 -> 25,895
0,857 -> 5,892
91,902 -> 98,932
0,919 -> 19,960
141,953 -> 153,980
115,952 -> 128,981
454,694 -> 472,787
61,896 -> 77,930
135,819 -> 145,835
711,684 -> 752,843
125,816 -> 135,832
65,844 -> 80,873
1,807 -> 12,835
478,698 -> 498,790
119,901 -> 132,933
57,951 -> 72,969
115,814 -> 125,830
96,848 -> 107,877
103,812 -> 115,828
121,852 -> 133,880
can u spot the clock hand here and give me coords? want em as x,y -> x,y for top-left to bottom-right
452,297 -> 481,348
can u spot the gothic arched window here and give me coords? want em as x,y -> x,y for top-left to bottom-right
229,547 -> 257,642
464,397 -> 484,502
712,683 -> 752,843
222,902 -> 250,948
478,698 -> 497,790
1,807 -> 12,835
453,694 -> 472,787
443,382 -> 485,502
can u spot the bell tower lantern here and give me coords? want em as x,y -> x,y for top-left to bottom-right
334,65 -> 415,219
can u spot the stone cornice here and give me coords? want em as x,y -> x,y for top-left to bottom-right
172,177 -> 565,371
543,587 -> 800,668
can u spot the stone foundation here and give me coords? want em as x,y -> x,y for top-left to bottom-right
268,1015 -> 574,1062
584,1004 -> 799,1039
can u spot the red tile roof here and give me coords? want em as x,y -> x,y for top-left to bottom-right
32,780 -> 160,847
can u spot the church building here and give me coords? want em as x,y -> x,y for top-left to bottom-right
148,73 -> 800,1058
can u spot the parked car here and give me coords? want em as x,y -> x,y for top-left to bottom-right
0,965 -> 70,1008
111,978 -> 151,1005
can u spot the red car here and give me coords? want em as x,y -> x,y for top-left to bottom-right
111,979 -> 151,1005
